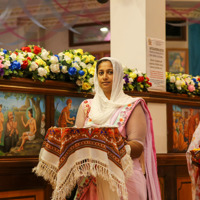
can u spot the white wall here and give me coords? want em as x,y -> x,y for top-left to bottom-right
44,29 -> 110,54
147,102 -> 167,153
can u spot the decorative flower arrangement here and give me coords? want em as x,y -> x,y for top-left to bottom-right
123,67 -> 152,92
166,72 -> 200,96
0,45 -> 151,93
58,49 -> 96,92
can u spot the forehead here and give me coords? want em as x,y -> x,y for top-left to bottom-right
98,61 -> 113,70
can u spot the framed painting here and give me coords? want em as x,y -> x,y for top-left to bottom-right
166,18 -> 186,41
54,96 -> 86,127
69,22 -> 110,46
91,51 -> 110,60
167,104 -> 200,153
166,48 -> 188,74
0,91 -> 45,156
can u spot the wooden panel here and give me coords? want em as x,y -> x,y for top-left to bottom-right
0,189 -> 44,200
159,177 -> 165,200
177,177 -> 192,200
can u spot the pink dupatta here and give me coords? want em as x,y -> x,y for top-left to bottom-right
115,99 -> 161,200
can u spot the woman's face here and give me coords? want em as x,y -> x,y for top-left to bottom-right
97,61 -> 113,96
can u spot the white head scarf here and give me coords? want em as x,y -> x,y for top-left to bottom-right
89,57 -> 140,125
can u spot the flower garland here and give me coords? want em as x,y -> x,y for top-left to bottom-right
0,45 -> 151,93
166,72 -> 200,96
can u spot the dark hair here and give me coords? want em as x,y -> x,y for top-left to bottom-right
0,104 -> 2,108
96,59 -> 112,74
28,109 -> 33,117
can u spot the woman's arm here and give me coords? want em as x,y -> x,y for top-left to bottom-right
126,103 -> 147,159
75,104 -> 86,128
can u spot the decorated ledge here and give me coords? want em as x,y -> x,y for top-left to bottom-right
0,45 -> 199,97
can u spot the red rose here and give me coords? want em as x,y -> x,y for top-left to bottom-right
198,78 -> 200,82
21,46 -> 31,52
137,76 -> 144,82
21,60 -> 29,69
14,52 -> 18,55
145,77 -> 149,82
33,46 -> 41,54
147,81 -> 152,86
27,57 -> 32,61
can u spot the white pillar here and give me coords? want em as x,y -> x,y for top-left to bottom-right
110,0 -> 167,153
110,0 -> 165,73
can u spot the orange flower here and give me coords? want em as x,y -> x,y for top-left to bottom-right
119,118 -> 124,122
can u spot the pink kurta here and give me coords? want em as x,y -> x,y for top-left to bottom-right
74,98 -> 161,200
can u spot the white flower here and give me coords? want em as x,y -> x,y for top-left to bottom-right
89,77 -> 94,85
50,64 -> 60,73
170,76 -> 175,83
175,80 -> 182,90
50,55 -> 58,64
18,59 -> 23,65
27,52 -> 34,58
80,62 -> 86,68
61,65 -> 68,74
76,79 -> 83,86
64,55 -> 71,62
38,67 -> 47,77
3,60 -> 11,69
191,80 -> 195,85
0,52 -> 4,56
86,63 -> 92,69
58,52 -> 64,58
18,53 -> 24,60
30,62 -> 38,71
10,53 -> 17,60
41,49 -> 49,60
74,56 -> 81,63
129,78 -> 133,83
72,62 -> 80,70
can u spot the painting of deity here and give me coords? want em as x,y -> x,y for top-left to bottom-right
172,104 -> 200,153
54,96 -> 85,127
166,48 -> 188,74
0,92 -> 45,156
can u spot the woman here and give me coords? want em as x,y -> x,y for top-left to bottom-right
74,57 -> 161,200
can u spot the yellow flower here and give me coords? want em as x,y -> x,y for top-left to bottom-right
35,58 -> 46,66
76,49 -> 83,55
82,55 -> 90,63
93,61 -> 97,68
88,55 -> 95,62
88,67 -> 95,75
82,82 -> 91,90
129,72 -> 137,79
128,84 -> 134,90
44,65 -> 50,73
181,81 -> 186,86
176,77 -> 180,81
65,52 -> 74,59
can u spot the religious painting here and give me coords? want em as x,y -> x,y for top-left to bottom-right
166,48 -> 188,74
54,96 -> 86,127
169,104 -> 200,153
0,92 -> 45,157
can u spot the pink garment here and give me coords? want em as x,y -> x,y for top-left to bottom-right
116,99 -> 161,200
77,98 -> 161,200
